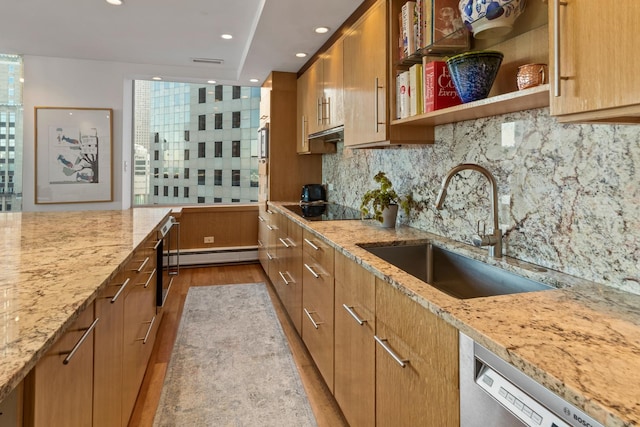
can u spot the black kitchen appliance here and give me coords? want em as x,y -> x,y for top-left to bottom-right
156,216 -> 180,307
300,184 -> 326,203
283,202 -> 365,221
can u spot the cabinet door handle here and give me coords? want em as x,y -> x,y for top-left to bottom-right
304,238 -> 319,251
317,98 -> 322,126
134,256 -> 150,273
63,318 -> 99,365
343,304 -> 367,325
553,0 -> 569,97
304,263 -> 320,279
258,239 -> 264,248
258,215 -> 265,222
153,239 -> 162,251
374,77 -> 384,132
304,308 -> 323,329
137,316 -> 156,344
143,268 -> 156,288
279,237 -> 291,248
278,271 -> 293,285
266,224 -> 274,231
266,252 -> 274,261
374,335 -> 408,368
111,277 -> 131,303
301,115 -> 307,150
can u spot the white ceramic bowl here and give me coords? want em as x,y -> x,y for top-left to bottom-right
458,0 -> 526,39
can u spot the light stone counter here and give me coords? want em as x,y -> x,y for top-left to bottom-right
271,202 -> 640,427
0,208 -> 171,403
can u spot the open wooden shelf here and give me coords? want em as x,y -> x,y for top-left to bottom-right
391,84 -> 549,127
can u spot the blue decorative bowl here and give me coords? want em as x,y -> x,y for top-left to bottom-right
446,50 -> 504,103
458,0 -> 526,39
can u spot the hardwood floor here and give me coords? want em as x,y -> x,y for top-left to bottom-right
128,263 -> 348,427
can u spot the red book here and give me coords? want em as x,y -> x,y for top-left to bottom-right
423,59 -> 461,112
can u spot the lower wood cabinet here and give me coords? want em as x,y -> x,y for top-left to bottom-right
334,252 -> 376,427
273,216 -> 304,334
23,302 -> 97,427
375,278 -> 460,426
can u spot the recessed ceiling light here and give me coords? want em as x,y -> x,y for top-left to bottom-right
221,34 -> 233,40
106,0 -> 123,5
152,76 -> 162,81
207,80 -> 217,84
315,26 -> 330,34
249,79 -> 259,83
295,52 -> 308,58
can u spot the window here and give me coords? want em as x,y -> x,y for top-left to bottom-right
214,169 -> 222,186
184,168 -> 189,179
153,167 -> 159,178
154,132 -> 159,143
232,198 -> 240,202
198,87 -> 206,103
184,130 -> 190,141
184,149 -> 190,161
232,141 -> 240,157
232,170 -> 240,187
199,197 -> 206,203
197,169 -> 205,185
173,186 -> 179,197
198,114 -> 206,130
214,85 -> 223,101
154,150 -> 159,161
184,187 -> 189,198
232,111 -> 241,128
232,86 -> 241,99
163,186 -> 169,197
153,185 -> 159,196
214,113 -> 223,129
215,141 -> 222,158
198,142 -> 206,158
214,197 -> 222,203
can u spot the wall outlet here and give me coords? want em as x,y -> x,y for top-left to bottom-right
204,236 -> 215,243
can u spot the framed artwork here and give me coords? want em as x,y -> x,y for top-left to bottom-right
35,107 -> 113,204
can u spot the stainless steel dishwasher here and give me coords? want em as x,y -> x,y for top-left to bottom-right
459,332 -> 604,427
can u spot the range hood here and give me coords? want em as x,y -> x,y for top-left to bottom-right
308,125 -> 344,143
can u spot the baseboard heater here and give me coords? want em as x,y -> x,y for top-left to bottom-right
172,246 -> 258,266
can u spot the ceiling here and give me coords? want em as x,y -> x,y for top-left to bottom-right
0,0 -> 364,85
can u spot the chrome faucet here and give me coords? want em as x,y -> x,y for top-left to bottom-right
435,163 -> 503,258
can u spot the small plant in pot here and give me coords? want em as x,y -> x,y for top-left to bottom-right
360,172 -> 414,228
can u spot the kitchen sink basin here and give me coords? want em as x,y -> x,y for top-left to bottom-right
359,243 -> 552,299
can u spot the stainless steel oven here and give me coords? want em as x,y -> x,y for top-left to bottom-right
459,332 -> 603,427
156,216 -> 179,307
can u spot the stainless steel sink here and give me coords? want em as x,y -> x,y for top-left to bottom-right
359,243 -> 552,299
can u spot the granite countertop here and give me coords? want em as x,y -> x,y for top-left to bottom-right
0,208 -> 171,403
271,202 -> 640,427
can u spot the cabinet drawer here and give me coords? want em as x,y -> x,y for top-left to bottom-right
302,229 -> 334,272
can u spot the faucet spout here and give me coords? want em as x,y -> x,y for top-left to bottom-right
435,163 -> 502,258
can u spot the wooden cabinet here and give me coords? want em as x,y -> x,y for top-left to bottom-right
122,239 -> 159,424
301,230 -> 335,391
343,0 -> 431,148
272,215 -> 304,334
375,278 -> 459,426
0,383 -> 21,426
93,272 -> 126,427
257,206 -> 270,274
334,252 -> 376,427
296,43 -> 342,155
549,0 -> 640,122
24,303 -> 97,427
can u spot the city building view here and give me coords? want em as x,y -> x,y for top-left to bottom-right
133,81 -> 261,206
0,54 -> 23,212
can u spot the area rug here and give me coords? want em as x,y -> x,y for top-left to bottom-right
153,283 -> 317,427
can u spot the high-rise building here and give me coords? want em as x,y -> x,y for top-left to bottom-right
133,81 -> 260,205
0,54 -> 23,212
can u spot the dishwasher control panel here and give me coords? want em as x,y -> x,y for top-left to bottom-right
477,366 -> 569,427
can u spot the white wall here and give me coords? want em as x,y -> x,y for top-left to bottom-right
22,55 -> 228,212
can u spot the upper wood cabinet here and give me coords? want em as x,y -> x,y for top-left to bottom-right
549,0 -> 640,123
343,0 -> 432,148
296,42 -> 342,155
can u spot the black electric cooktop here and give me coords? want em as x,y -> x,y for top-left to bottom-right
282,202 -> 365,221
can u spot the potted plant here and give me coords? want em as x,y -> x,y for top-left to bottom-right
360,171 -> 415,228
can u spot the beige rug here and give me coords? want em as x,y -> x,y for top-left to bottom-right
153,283 -> 317,427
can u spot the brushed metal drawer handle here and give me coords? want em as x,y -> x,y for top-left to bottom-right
343,304 -> 367,325
267,252 -> 274,261
153,239 -> 162,250
110,277 -> 131,303
63,318 -> 99,365
304,238 -> 319,251
278,271 -> 293,285
304,263 -> 320,279
137,316 -> 156,344
304,308 -> 323,329
134,256 -> 150,273
279,237 -> 291,248
266,224 -> 274,231
374,335 -> 408,368
258,239 -> 264,248
143,268 -> 156,288
258,215 -> 265,222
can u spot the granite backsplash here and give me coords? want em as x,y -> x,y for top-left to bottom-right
323,107 -> 640,294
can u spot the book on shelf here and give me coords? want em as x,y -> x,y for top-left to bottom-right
409,63 -> 423,116
423,59 -> 461,113
397,70 -> 411,119
421,0 -> 469,52
401,1 -> 417,58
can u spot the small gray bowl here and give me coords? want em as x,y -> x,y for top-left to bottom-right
446,50 -> 504,103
